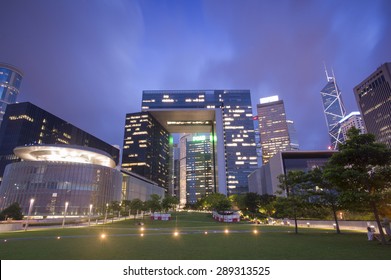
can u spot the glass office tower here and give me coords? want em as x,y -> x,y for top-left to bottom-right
0,63 -> 23,127
257,96 -> 298,164
122,112 -> 170,189
185,134 -> 213,204
320,69 -> 346,149
354,62 -> 391,148
138,90 -> 257,195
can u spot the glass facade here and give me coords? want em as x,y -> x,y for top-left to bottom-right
121,112 -> 169,188
122,172 -> 165,202
0,63 -> 23,127
185,134 -> 214,204
339,112 -> 366,142
0,102 -> 120,181
257,98 -> 297,164
354,63 -> 391,148
320,71 -> 346,149
0,161 -> 122,215
140,90 -> 257,195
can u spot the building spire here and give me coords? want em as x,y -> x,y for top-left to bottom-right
324,62 -> 333,82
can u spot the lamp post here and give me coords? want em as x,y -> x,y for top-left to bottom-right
24,198 -> 35,231
104,203 -> 108,224
88,204 -> 93,226
62,202 -> 69,228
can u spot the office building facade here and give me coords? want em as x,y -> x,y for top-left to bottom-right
121,112 -> 170,189
0,63 -> 23,127
257,96 -> 298,164
320,69 -> 346,149
139,90 -> 257,195
354,62 -> 391,148
184,134 -> 214,204
339,111 -> 366,142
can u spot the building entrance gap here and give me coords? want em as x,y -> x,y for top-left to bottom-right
148,108 -> 226,199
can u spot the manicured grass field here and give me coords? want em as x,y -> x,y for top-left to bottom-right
1,212 -> 390,260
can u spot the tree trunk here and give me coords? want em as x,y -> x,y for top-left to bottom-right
332,204 -> 341,234
372,200 -> 387,245
294,210 -> 298,234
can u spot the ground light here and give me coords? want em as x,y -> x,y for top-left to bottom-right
57,236 -> 61,240
100,233 -> 106,239
224,229 -> 229,234
204,231 -> 208,235
173,231 -> 179,237
253,229 -> 258,234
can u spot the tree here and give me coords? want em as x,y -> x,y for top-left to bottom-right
258,194 -> 277,218
204,193 -> 232,211
277,170 -> 309,234
0,202 -> 24,221
145,194 -> 162,213
229,194 -> 246,211
306,167 -> 341,234
324,128 -> 391,244
108,201 -> 121,215
129,198 -> 144,218
243,192 -> 261,216
162,196 -> 179,212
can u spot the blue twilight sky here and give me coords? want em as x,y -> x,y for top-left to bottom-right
1,0 -> 390,151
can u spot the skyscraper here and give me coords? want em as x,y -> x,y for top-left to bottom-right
339,111 -> 366,142
257,96 -> 298,164
354,62 -> 391,148
320,68 -> 346,149
183,134 -> 213,204
121,112 -> 170,188
0,63 -> 23,127
126,90 -> 257,196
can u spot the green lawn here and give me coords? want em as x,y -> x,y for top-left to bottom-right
1,212 -> 390,260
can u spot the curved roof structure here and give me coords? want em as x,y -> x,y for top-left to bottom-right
14,144 -> 116,168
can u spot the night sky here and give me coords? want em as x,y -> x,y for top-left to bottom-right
1,0 -> 390,151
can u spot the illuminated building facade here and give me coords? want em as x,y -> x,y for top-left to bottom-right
320,68 -> 346,149
184,134 -> 214,204
339,111 -> 366,142
354,62 -> 391,148
0,145 -> 122,215
0,63 -> 23,127
0,102 -> 120,182
257,96 -> 298,164
121,112 -> 169,189
140,90 -> 257,195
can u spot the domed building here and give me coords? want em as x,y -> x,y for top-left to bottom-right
0,144 -> 122,216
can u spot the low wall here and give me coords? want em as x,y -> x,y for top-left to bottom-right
283,219 -> 383,232
0,223 -> 23,232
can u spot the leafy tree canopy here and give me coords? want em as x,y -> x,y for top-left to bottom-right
0,202 -> 24,221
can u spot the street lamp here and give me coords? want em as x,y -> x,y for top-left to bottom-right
62,202 -> 69,228
24,198 -> 35,231
104,203 -> 108,224
88,204 -> 93,226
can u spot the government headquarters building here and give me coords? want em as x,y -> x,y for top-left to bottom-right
122,90 -> 258,204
